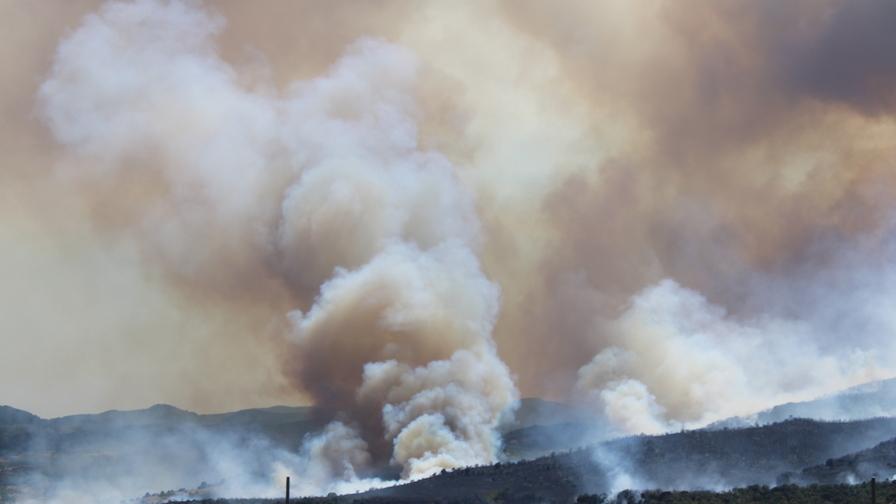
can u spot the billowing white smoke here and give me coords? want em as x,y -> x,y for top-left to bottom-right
290,243 -> 516,478
576,279 -> 886,434
39,0 -> 280,286
289,421 -> 385,495
39,0 -> 517,494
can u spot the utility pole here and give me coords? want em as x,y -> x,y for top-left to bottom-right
286,476 -> 290,504
871,477 -> 876,504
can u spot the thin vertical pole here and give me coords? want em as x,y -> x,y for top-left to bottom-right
286,476 -> 290,504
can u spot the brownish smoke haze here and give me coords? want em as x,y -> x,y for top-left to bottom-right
0,0 -> 432,418
488,0 -> 896,400
3,0 -> 896,440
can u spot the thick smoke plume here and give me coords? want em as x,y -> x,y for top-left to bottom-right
5,0 -> 896,498
36,0 -> 517,492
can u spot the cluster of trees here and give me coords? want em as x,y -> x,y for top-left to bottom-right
584,418 -> 896,490
577,481 -> 895,504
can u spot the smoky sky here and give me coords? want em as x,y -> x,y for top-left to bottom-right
2,0 -> 896,443
791,0 -> 896,114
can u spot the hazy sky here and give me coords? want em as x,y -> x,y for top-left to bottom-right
3,0 -> 896,428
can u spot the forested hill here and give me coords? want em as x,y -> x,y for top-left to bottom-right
246,417 -> 896,503
794,435 -> 896,485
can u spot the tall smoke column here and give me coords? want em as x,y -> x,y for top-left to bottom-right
27,0 -> 896,487
287,243 -> 517,478
38,0 -> 517,487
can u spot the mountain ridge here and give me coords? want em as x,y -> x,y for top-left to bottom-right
707,377 -> 896,430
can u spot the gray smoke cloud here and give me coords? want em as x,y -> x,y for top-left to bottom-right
575,276 -> 887,434
35,0 -> 518,494
6,0 -> 896,499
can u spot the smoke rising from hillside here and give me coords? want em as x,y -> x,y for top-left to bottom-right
5,0 -> 896,498
37,0 -> 517,489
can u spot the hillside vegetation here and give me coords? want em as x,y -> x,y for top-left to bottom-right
6,399 -> 896,503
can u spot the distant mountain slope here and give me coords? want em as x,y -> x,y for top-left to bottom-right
303,417 -> 896,503
1,399 -> 584,460
0,403 -> 330,503
502,398 -> 591,431
46,404 -> 200,433
10,400 -> 896,503
0,403 -> 324,455
502,421 -> 602,459
0,406 -> 39,427
792,435 -> 896,485
505,379 -> 896,462
709,378 -> 896,429
500,398 -> 601,459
